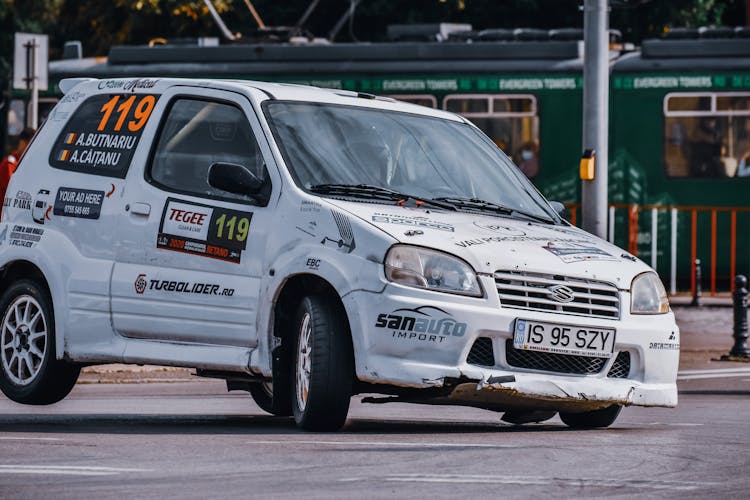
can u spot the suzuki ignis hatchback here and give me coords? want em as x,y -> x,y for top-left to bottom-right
0,78 -> 678,430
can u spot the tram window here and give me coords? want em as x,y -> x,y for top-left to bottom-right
443,94 -> 540,178
385,95 -> 437,108
664,92 -> 750,178
446,99 -> 489,114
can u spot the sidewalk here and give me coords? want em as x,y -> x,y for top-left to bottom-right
673,304 -> 748,370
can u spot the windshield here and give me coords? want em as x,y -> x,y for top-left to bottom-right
263,101 -> 558,222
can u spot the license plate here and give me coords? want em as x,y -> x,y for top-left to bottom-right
513,319 -> 616,358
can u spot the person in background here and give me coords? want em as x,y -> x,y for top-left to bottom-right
515,140 -> 539,178
0,128 -> 35,215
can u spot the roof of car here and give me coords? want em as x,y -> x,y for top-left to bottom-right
62,77 -> 465,123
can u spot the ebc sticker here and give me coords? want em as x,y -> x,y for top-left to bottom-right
53,187 -> 104,219
49,93 -> 160,178
157,198 -> 252,263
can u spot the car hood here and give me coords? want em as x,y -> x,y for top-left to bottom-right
328,200 -> 649,289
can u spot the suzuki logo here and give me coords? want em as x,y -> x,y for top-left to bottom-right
547,284 -> 575,303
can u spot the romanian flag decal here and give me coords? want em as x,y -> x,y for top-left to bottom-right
58,150 -> 71,161
64,133 -> 77,144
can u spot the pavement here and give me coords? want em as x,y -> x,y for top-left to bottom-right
77,302 -> 749,384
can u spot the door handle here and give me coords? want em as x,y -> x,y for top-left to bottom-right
128,202 -> 151,216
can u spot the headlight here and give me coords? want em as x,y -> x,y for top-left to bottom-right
384,245 -> 483,297
631,272 -> 669,314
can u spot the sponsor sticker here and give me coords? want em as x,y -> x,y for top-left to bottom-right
374,306 -> 467,344
649,342 -> 680,351
157,198 -> 253,264
133,273 -> 235,297
372,213 -> 454,232
53,187 -> 105,220
2,190 -> 32,211
8,225 -> 44,248
542,242 -> 618,263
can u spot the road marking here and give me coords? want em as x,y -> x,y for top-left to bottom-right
643,422 -> 703,427
247,440 -> 513,449
341,474 -> 715,491
0,465 -> 151,476
677,367 -> 750,380
0,437 -> 63,441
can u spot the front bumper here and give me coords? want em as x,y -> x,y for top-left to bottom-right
344,277 -> 679,411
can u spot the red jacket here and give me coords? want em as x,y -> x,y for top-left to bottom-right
0,154 -> 19,215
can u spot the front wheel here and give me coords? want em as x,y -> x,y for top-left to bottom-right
291,295 -> 353,431
559,405 -> 622,429
0,280 -> 80,405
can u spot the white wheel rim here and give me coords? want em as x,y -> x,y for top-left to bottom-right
1,295 -> 48,386
295,312 -> 312,412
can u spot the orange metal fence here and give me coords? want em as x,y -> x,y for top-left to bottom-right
565,204 -> 750,296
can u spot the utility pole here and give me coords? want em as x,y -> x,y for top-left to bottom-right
581,0 -> 609,238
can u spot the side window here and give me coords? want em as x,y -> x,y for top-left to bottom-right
664,92 -> 750,178
443,94 -> 540,178
49,93 -> 159,178
149,98 -> 267,203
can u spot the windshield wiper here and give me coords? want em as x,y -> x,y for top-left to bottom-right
433,197 -> 555,224
309,184 -> 457,211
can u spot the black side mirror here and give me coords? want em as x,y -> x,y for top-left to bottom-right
549,201 -> 566,218
208,162 -> 267,202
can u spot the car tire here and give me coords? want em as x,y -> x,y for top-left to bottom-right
291,295 -> 353,431
559,405 -> 622,429
249,381 -> 292,416
0,280 -> 80,405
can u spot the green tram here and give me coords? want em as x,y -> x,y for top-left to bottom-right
4,29 -> 750,294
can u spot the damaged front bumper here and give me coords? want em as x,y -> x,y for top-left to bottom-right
345,280 -> 679,413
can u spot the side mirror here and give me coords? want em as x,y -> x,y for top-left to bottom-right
549,201 -> 566,218
208,162 -> 266,200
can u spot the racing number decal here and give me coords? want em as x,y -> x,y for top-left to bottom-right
214,213 -> 250,243
157,198 -> 253,264
50,93 -> 161,178
97,95 -> 156,132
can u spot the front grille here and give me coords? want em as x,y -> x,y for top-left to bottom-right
505,339 -> 607,375
607,351 -> 631,378
467,337 -> 495,367
494,270 -> 620,320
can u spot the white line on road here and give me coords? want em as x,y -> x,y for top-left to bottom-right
679,367 -> 750,375
247,440 -> 513,449
677,367 -> 750,380
0,465 -> 151,476
340,474 -> 715,491
0,437 -> 63,441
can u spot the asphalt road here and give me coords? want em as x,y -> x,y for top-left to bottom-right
1,374 -> 750,499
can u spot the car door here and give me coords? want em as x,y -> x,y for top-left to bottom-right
111,86 -> 278,347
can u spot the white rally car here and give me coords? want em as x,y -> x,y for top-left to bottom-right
0,78 -> 678,430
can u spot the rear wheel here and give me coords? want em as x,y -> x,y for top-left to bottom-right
291,295 -> 353,431
0,280 -> 80,405
559,405 -> 622,429
249,381 -> 292,416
